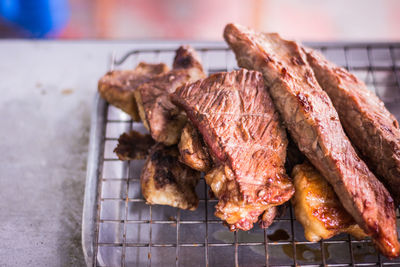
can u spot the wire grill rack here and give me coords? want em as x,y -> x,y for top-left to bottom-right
83,42 -> 400,267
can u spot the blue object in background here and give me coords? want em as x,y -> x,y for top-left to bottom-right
0,0 -> 70,38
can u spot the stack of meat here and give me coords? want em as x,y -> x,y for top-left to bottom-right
98,24 -> 400,258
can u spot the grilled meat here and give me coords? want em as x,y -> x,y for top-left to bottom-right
98,63 -> 169,120
141,143 -> 201,210
114,130 -> 155,161
306,48 -> 400,204
292,162 -> 367,241
173,45 -> 205,73
178,122 -> 211,172
171,69 -> 294,231
224,23 -> 399,257
134,46 -> 206,145
285,135 -> 306,173
260,206 -> 278,228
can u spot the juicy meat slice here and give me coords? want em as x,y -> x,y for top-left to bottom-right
114,130 -> 155,161
292,162 -> 367,241
134,45 -> 206,145
141,143 -> 201,210
171,69 -> 294,230
306,49 -> 400,204
178,122 -> 211,172
224,23 -> 399,257
98,63 -> 169,121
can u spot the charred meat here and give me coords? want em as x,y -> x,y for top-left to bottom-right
141,143 -> 201,210
114,130 -> 155,161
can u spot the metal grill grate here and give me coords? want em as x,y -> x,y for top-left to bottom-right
83,43 -> 400,267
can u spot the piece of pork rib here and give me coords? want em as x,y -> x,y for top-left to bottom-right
171,69 -> 294,231
134,45 -> 206,145
306,49 -> 400,205
114,131 -> 155,161
292,162 -> 367,242
141,143 -> 201,210
224,23 -> 399,257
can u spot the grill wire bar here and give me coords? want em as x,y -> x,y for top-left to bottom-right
88,43 -> 400,267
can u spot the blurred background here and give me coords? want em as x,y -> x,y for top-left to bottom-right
0,0 -> 399,40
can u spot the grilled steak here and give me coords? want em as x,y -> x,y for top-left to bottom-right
171,69 -> 294,230
98,63 -> 169,120
134,45 -> 206,145
306,49 -> 400,204
224,23 -> 399,257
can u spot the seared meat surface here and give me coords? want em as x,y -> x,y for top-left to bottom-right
292,162 -> 366,241
178,122 -> 211,172
98,63 -> 169,120
306,49 -> 400,204
134,45 -> 206,145
224,23 -> 399,257
172,69 -> 294,231
141,143 -> 201,210
114,130 -> 155,161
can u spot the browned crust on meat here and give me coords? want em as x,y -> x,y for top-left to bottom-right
141,144 -> 201,210
98,63 -> 169,121
224,23 -> 399,257
171,69 -> 294,230
292,162 -> 367,241
134,71 -> 190,145
306,48 -> 400,205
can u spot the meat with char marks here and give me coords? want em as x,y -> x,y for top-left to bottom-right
224,23 -> 399,257
171,68 -> 294,230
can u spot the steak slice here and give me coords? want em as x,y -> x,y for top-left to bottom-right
224,23 -> 399,257
134,45 -> 206,145
306,48 -> 400,204
98,63 -> 169,121
171,69 -> 294,230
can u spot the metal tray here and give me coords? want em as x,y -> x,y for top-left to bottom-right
83,42 -> 400,267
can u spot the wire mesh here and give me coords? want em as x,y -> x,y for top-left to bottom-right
92,43 -> 400,267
